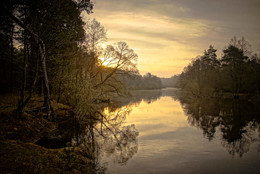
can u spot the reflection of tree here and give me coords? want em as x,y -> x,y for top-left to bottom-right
132,89 -> 162,104
221,122 -> 260,157
72,104 -> 139,172
97,106 -> 139,165
221,133 -> 250,158
111,89 -> 162,108
180,97 -> 220,140
162,88 -> 181,101
179,95 -> 260,157
72,88 -> 169,172
102,124 -> 139,165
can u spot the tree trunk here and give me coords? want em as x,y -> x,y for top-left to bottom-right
57,68 -> 64,103
39,41 -> 53,120
8,11 -> 53,120
17,36 -> 28,113
10,22 -> 14,92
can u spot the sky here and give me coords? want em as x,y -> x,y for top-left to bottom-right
84,0 -> 260,77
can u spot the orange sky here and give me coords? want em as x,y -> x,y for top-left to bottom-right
83,0 -> 260,78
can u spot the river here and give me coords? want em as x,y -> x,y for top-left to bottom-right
95,88 -> 260,174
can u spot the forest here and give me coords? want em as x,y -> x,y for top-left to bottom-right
0,0 -> 141,173
179,36 -> 260,99
1,0 -> 260,173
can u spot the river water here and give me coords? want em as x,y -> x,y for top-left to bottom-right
97,88 -> 260,174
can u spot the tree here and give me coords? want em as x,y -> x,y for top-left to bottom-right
0,0 -> 94,119
230,36 -> 252,56
96,41 -> 138,89
84,18 -> 107,52
142,73 -> 162,89
2,4 -> 53,118
0,11 -> 15,93
201,45 -> 219,70
200,45 -> 220,94
179,58 -> 201,96
179,37 -> 260,97
179,45 -> 221,96
221,45 -> 248,95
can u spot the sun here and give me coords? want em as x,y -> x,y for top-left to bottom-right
98,57 -> 117,67
99,57 -> 111,66
98,43 -> 118,67
99,43 -> 107,49
98,43 -> 113,67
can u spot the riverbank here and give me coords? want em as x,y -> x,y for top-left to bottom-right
0,95 -> 93,173
179,89 -> 260,102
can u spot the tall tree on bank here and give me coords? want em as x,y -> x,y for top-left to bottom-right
2,5 -> 53,118
180,45 -> 220,96
0,0 -> 93,119
221,45 -> 248,95
230,36 -> 252,56
179,37 -> 260,98
0,9 -> 15,93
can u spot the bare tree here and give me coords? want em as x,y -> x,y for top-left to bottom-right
84,18 -> 107,52
95,41 -> 138,88
230,36 -> 252,56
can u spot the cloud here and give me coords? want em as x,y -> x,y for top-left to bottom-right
87,11 -> 211,75
83,0 -> 260,77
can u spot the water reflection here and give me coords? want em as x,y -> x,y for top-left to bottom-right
105,88 -> 260,161
179,95 -> 260,157
101,124 -> 139,165
111,89 -> 162,109
73,88 -> 260,173
98,106 -> 139,165
71,104 -> 139,173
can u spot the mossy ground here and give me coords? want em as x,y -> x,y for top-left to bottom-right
0,95 -> 93,173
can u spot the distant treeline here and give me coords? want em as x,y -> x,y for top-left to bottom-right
179,37 -> 260,98
118,72 -> 181,90
118,72 -> 180,90
120,72 -> 162,90
161,75 -> 180,88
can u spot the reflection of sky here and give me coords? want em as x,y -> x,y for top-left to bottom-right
105,94 -> 260,174
126,96 -> 189,137
83,0 -> 260,77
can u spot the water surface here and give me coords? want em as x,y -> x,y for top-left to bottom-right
100,88 -> 260,174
